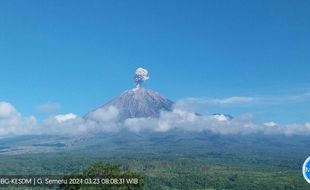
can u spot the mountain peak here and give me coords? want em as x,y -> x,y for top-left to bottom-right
86,88 -> 173,121
85,68 -> 173,121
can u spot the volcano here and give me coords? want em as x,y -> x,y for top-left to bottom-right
86,88 -> 173,121
85,68 -> 174,121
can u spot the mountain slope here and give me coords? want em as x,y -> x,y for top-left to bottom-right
85,88 -> 174,121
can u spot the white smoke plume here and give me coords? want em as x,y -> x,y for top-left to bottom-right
134,67 -> 149,88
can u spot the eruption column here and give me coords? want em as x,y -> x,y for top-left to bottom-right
134,67 -> 149,89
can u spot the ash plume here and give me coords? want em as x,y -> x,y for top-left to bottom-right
134,67 -> 149,88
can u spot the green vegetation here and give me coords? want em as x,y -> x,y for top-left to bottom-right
60,162 -> 144,190
0,132 -> 309,189
0,151 -> 308,190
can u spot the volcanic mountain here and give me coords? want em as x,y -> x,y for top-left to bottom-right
85,68 -> 174,121
85,87 -> 174,121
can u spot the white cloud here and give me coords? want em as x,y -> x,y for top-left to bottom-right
123,109 -> 254,134
86,106 -> 119,123
173,97 -> 255,113
124,117 -> 157,133
211,114 -> 231,121
284,92 -> 310,101
36,102 -> 61,113
0,101 -> 310,137
41,115 -> 87,135
55,113 -> 77,123
0,102 -> 37,137
212,97 -> 255,105
264,121 -> 277,127
83,106 -> 120,132
123,109 -> 310,136
176,92 -> 310,109
0,102 -> 19,119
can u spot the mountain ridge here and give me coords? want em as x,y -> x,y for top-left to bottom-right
85,87 -> 174,121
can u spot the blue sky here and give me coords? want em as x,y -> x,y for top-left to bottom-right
0,0 -> 309,123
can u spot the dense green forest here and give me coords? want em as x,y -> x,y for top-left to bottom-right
0,132 -> 309,189
0,151 -> 308,189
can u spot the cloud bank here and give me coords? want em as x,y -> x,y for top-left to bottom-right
0,102 -> 37,136
124,109 -> 310,136
0,100 -> 310,137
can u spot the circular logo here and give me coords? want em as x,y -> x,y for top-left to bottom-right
303,156 -> 310,184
